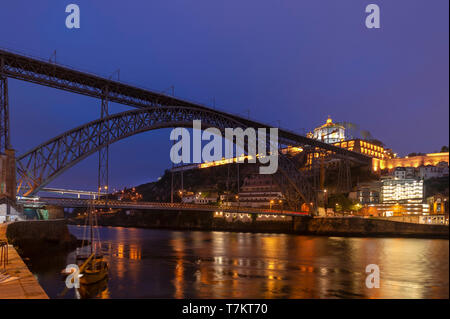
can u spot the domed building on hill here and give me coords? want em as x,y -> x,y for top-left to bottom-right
312,117 -> 345,144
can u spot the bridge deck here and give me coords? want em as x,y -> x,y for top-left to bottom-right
1,48 -> 371,164
20,197 -> 309,217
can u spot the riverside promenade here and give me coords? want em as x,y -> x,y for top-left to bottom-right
0,223 -> 48,299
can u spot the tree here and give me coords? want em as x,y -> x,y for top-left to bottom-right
407,152 -> 425,157
441,146 -> 449,152
327,194 -> 356,212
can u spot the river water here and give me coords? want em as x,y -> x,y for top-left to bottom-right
26,225 -> 449,299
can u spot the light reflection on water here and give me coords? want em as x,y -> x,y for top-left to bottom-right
29,226 -> 449,299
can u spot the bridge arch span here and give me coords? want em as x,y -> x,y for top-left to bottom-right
16,106 -> 316,211
16,106 -> 254,196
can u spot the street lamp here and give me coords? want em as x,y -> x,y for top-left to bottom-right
104,185 -> 108,203
270,200 -> 274,210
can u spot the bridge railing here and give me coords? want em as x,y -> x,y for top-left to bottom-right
19,197 -> 309,216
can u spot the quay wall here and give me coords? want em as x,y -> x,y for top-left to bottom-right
70,210 -> 448,239
72,210 -> 300,234
306,217 -> 448,238
6,219 -> 79,250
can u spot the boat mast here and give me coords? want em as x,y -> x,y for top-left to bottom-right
90,200 -> 94,255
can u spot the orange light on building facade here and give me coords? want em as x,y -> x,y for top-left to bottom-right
333,139 -> 387,161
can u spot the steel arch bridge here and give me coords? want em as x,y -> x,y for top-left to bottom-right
0,48 -> 372,211
15,106 -> 314,206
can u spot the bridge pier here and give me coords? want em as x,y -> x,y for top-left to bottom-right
0,149 -> 16,200
98,87 -> 109,199
0,63 -> 16,211
0,58 -> 20,222
0,58 -> 11,153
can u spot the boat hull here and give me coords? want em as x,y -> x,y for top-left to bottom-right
80,267 -> 108,285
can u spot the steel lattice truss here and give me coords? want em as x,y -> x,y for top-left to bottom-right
0,76 -> 9,151
0,49 -> 371,164
15,106 -> 315,207
19,197 -> 309,216
13,107 -> 238,193
1,48 -> 371,208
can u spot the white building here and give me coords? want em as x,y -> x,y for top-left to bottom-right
0,202 -> 22,223
418,162 -> 449,180
381,178 -> 423,203
182,192 -> 218,205
405,167 -> 416,178
394,167 -> 407,179
312,117 -> 345,144
394,167 -> 416,179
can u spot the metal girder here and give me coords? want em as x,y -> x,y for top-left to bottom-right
337,159 -> 352,193
0,49 -> 371,165
98,88 -> 109,193
19,196 -> 309,216
0,58 -> 10,153
15,106 -> 316,210
16,106 -> 246,195
1,48 -> 371,210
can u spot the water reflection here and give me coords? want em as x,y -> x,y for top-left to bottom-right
26,226 -> 449,299
77,277 -> 110,299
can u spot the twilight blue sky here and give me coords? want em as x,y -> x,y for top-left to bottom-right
0,0 -> 448,191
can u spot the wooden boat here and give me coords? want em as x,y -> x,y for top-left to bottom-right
76,201 -> 108,285
78,253 -> 108,285
77,276 -> 109,299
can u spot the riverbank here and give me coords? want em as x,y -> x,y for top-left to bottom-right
0,223 -> 48,299
306,216 -> 448,238
6,219 -> 79,253
69,210 -> 449,239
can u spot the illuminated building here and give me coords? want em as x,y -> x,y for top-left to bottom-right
332,139 -> 391,172
237,174 -> 283,208
370,178 -> 428,216
427,194 -> 449,215
367,202 -> 430,218
357,178 -> 441,219
426,194 -> 449,225
312,117 -> 345,144
384,152 -> 449,170
332,142 -> 449,175
333,139 -> 388,160
363,177 -> 427,217
381,178 -> 423,203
